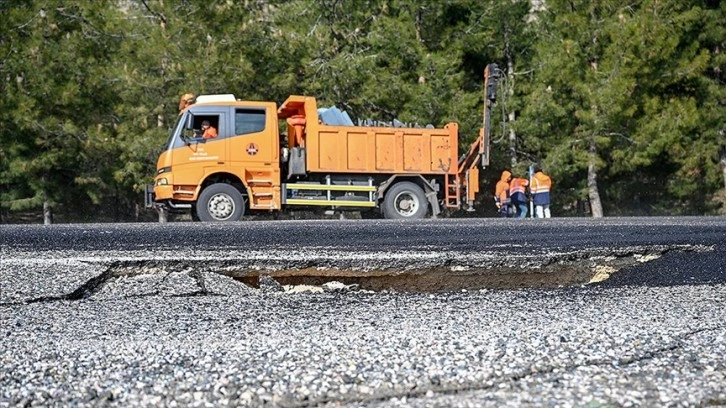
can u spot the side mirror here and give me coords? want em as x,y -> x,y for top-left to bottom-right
185,113 -> 194,130
183,134 -> 206,145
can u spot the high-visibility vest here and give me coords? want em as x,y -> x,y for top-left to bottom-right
495,171 -> 512,203
509,178 -> 528,202
531,172 -> 551,205
495,180 -> 510,203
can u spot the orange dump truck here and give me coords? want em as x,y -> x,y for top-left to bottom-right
145,64 -> 500,221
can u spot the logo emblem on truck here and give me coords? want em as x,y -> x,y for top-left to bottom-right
246,143 -> 259,156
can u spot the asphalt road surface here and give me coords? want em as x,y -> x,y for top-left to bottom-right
1,217 -> 725,407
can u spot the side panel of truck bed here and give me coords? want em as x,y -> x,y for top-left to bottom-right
306,123 -> 459,175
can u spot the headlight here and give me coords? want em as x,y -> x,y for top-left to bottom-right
157,166 -> 172,174
156,178 -> 168,186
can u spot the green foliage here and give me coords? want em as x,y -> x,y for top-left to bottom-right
517,0 -> 724,215
0,0 -> 723,222
1,1 -> 126,217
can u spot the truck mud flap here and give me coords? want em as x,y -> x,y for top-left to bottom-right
288,147 -> 307,178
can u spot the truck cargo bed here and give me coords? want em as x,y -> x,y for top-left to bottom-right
278,96 -> 459,176
307,123 -> 458,175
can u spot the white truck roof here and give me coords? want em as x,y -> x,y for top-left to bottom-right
195,94 -> 236,103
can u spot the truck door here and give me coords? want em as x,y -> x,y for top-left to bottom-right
229,106 -> 278,166
228,104 -> 281,210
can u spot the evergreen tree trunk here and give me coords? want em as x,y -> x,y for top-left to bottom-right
41,174 -> 53,225
507,56 -> 517,168
588,139 -> 603,218
43,200 -> 53,225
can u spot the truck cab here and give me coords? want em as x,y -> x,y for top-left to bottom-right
151,95 -> 282,221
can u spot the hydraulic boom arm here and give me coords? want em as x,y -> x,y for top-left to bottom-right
457,63 -> 501,209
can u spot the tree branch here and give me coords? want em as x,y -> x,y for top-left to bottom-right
12,10 -> 41,31
140,0 -> 167,27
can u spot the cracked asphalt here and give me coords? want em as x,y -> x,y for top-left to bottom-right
0,217 -> 725,407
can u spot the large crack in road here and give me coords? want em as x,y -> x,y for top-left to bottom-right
3,244 -> 712,305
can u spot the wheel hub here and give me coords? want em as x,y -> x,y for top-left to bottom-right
208,194 -> 235,220
395,193 -> 419,216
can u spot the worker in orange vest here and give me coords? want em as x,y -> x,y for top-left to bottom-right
531,166 -> 552,218
509,175 -> 529,218
494,170 -> 512,217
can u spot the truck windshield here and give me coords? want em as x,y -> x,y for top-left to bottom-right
164,114 -> 187,151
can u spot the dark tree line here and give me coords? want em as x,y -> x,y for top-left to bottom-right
1,0 -> 723,223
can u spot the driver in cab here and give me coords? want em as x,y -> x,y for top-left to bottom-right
199,120 -> 217,139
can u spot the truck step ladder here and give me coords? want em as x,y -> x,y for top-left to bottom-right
247,173 -> 276,209
444,174 -> 460,208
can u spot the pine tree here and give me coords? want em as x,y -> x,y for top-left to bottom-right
605,0 -> 723,214
0,0 -> 722,222
1,1 -> 125,223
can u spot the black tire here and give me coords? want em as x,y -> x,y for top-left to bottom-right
196,183 -> 245,222
382,181 -> 428,220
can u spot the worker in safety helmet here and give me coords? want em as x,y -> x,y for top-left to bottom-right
509,174 -> 529,219
179,93 -> 195,111
531,166 -> 552,218
494,170 -> 512,217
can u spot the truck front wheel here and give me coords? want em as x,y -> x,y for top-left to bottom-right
196,183 -> 245,222
383,181 -> 428,220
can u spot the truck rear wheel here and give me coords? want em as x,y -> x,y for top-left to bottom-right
383,181 -> 428,220
196,183 -> 245,222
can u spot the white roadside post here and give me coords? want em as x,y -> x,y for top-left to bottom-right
529,165 -> 535,218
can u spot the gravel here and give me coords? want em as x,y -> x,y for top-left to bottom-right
1,218 -> 725,407
2,267 -> 724,407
